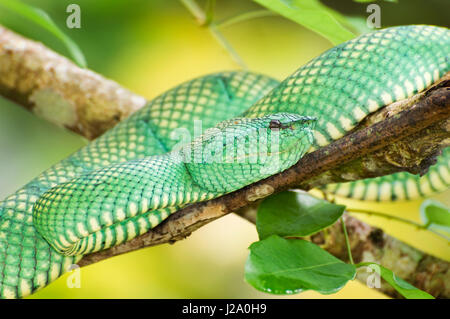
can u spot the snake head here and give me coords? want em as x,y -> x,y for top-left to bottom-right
182,112 -> 316,193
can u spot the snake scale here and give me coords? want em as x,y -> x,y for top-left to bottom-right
0,25 -> 449,298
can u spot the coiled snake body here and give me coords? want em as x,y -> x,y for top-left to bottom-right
0,25 -> 449,298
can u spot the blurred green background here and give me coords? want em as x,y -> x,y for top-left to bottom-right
0,0 -> 448,298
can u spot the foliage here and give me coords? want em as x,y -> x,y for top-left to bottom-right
420,199 -> 450,233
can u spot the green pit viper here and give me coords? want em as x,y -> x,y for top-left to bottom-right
0,25 -> 449,298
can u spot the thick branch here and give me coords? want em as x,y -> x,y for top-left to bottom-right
0,25 -> 448,298
0,26 -> 147,139
78,77 -> 450,300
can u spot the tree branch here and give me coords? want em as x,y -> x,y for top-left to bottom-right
179,0 -> 248,69
0,25 -> 448,298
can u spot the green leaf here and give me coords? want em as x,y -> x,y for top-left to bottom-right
253,0 -> 356,45
245,235 -> 356,294
0,0 -> 87,67
257,191 -> 345,239
420,199 -> 450,233
357,262 -> 434,299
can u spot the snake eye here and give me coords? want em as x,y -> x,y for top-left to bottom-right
269,119 -> 283,129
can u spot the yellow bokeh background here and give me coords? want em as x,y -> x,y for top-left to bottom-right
0,0 -> 448,299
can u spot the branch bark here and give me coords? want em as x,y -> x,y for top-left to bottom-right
0,25 -> 448,298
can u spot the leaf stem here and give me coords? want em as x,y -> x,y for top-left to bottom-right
179,0 -> 247,69
340,216 -> 354,264
347,208 -> 450,242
